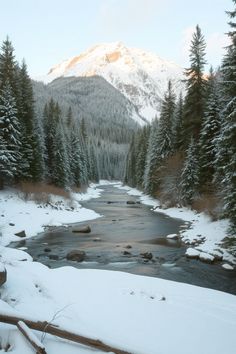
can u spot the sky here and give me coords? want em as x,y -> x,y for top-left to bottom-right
0,0 -> 233,77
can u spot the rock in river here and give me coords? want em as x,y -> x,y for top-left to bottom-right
66,250 -> 86,262
72,225 -> 91,234
140,252 -> 153,260
14,230 -> 26,238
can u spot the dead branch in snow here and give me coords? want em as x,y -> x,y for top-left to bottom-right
0,314 -> 132,354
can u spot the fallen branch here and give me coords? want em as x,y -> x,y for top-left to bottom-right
17,321 -> 47,354
0,314 -> 132,354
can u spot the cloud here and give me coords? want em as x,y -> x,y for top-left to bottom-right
97,0 -> 166,36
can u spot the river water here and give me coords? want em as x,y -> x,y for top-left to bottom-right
12,185 -> 236,294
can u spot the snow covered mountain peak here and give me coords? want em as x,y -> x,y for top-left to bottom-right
41,42 -> 184,123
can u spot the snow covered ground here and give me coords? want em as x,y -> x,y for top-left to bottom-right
114,182 -> 236,267
0,184 -> 103,247
0,255 -> 236,354
0,181 -> 236,354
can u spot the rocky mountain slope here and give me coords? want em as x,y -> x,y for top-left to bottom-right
39,42 -> 184,123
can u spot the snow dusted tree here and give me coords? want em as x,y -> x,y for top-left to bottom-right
183,25 -> 207,141
214,0 -> 236,230
135,125 -> 150,188
124,135 -> 138,187
0,37 -> 17,91
43,99 -> 57,181
0,137 -> 14,189
88,142 -> 99,182
180,138 -> 199,205
51,116 -> 70,188
173,93 -> 184,152
144,82 -> 176,195
30,109 -> 46,182
66,112 -> 84,187
157,80 -> 176,158
143,118 -> 159,195
199,86 -> 221,189
0,81 -> 22,185
215,98 -> 236,227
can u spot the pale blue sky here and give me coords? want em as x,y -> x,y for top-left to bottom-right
0,0 -> 233,77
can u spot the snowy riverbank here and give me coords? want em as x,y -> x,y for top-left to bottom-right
0,184 -> 103,247
0,255 -> 236,354
114,182 -> 236,267
0,181 -> 236,353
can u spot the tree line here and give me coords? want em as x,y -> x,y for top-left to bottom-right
125,1 -> 236,231
0,38 -> 99,190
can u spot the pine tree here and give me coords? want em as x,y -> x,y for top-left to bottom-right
215,98 -> 236,227
156,80 -> 176,158
144,82 -> 176,195
173,93 -> 184,151
31,109 -> 46,182
0,37 -> 17,91
183,25 -> 207,141
88,142 -> 99,182
124,135 -> 138,187
215,0 -> 236,230
0,136 -> 14,189
143,118 -> 159,195
43,99 -> 57,181
135,126 -> 150,188
0,81 -> 22,184
180,138 -> 199,205
51,117 -> 70,188
199,86 -> 221,189
17,60 -> 37,180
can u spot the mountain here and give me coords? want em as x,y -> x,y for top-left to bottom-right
33,76 -> 142,179
33,75 -> 142,141
39,42 -> 184,123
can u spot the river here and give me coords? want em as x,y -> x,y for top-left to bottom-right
12,184 -> 236,294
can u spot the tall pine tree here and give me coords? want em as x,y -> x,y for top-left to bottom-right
183,25 -> 207,141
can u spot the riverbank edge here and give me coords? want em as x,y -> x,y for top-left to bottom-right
112,182 -> 236,268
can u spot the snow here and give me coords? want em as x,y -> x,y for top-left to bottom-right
0,186 -> 102,247
0,181 -> 236,354
222,263 -> 234,270
199,252 -> 215,263
17,320 -> 45,349
114,182 -> 236,265
186,248 -> 200,258
36,42 -> 185,123
0,262 -> 236,354
166,233 -> 178,239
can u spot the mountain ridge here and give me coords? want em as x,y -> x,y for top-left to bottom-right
37,42 -> 184,123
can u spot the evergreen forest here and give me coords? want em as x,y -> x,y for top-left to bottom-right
0,0 -> 235,233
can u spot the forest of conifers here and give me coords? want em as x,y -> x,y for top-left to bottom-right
0,1 -> 235,231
